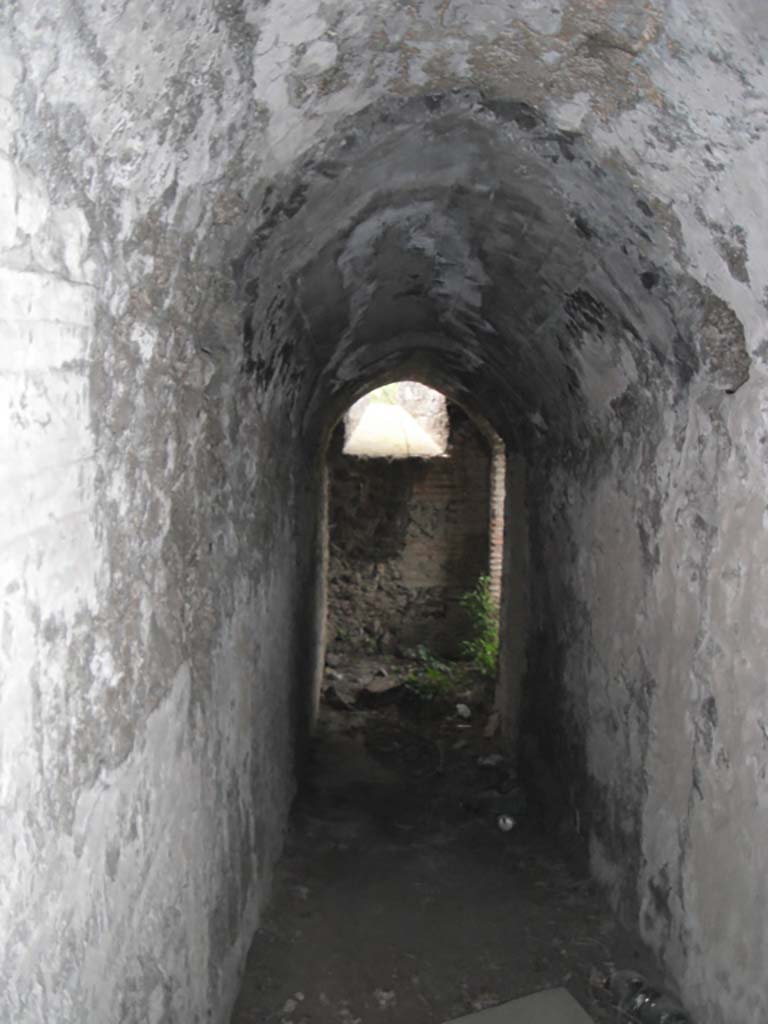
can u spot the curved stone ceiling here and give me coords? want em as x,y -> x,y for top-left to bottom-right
236,92 -> 749,450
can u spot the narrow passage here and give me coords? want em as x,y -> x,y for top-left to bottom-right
232,653 -> 664,1024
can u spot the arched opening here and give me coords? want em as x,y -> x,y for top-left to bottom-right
342,381 -> 449,459
327,381 -> 498,656
319,375 -> 521,740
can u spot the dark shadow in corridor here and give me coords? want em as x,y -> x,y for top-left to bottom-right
231,660 -> 665,1024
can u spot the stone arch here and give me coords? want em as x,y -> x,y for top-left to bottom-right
234,91 -> 749,459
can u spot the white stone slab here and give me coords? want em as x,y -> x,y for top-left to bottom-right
447,988 -> 594,1024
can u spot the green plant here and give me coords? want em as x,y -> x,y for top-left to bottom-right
459,575 -> 499,679
403,645 -> 460,701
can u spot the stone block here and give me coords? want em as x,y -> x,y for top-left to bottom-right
447,988 -> 593,1024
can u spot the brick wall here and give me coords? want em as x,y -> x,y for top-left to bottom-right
488,437 -> 506,607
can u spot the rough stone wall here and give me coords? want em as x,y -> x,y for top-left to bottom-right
0,165 -> 303,1024
1,10 -> 316,1023
523,370 -> 768,1024
327,409 -> 490,658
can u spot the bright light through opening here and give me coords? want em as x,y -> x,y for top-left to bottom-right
343,382 -> 449,459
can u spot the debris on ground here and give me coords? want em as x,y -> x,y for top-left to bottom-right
322,685 -> 353,711
609,969 -> 692,1023
232,649 -> 675,1024
373,989 -> 396,1010
460,779 -> 527,819
356,677 -> 405,708
478,753 -> 505,768
455,703 -> 472,719
588,966 -> 609,991
282,992 -> 305,1014
469,992 -> 501,1012
337,1007 -> 362,1024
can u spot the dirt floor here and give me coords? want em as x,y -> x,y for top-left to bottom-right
231,654 -> 667,1024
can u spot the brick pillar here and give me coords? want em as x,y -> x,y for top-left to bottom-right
488,436 -> 506,606
496,453 -> 528,755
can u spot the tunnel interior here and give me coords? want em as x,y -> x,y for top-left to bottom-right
4,4 -> 768,1023
234,90 -> 752,1019
237,85 -> 750,763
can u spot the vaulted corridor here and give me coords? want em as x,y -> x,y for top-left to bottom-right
2,3 -> 768,1023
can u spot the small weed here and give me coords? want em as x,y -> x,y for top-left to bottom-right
459,575 -> 499,679
403,645 -> 461,702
